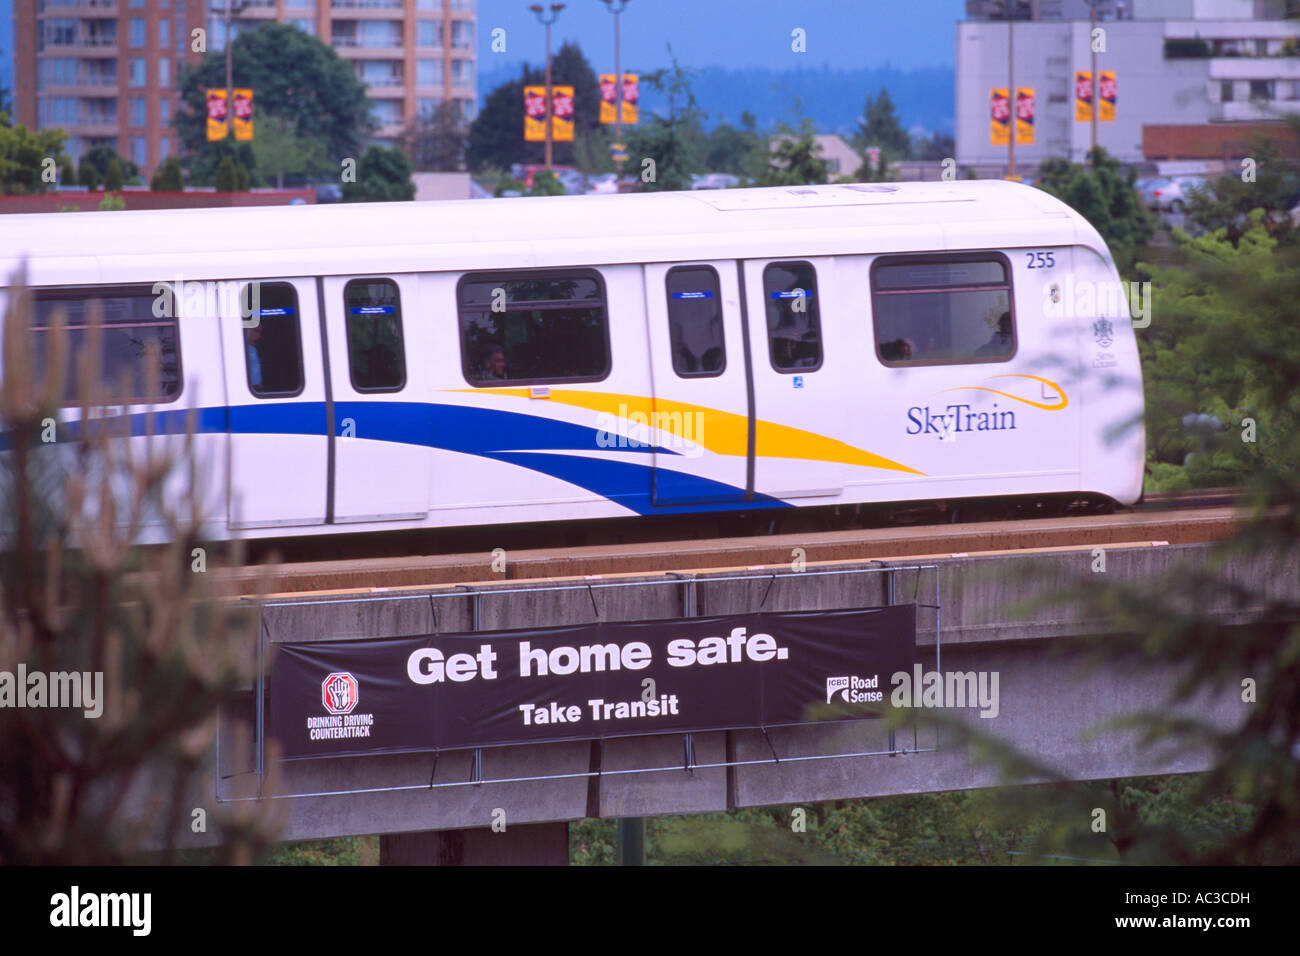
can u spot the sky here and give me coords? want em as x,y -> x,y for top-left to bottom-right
477,0 -> 967,76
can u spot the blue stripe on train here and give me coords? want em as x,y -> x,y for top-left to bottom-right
3,400 -> 791,516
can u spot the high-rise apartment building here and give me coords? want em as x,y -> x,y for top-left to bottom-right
13,0 -> 476,177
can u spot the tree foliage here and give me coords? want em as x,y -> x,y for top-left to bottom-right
624,52 -> 706,192
853,87 -> 911,162
103,159 -> 124,193
404,101 -> 468,173
1035,147 -> 1158,271
249,113 -> 331,188
757,119 -> 830,187
1183,137 -> 1300,247
0,267 -> 282,863
175,22 -> 371,186
150,156 -> 185,192
341,145 -> 415,203
0,124 -> 71,195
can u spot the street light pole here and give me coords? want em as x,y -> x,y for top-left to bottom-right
529,4 -> 565,171
1090,0 -> 1099,162
224,0 -> 249,140
601,0 -> 632,174
1008,13 -> 1015,180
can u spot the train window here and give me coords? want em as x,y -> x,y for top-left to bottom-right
871,255 -> 1015,366
665,266 -> 725,377
763,261 -> 822,372
457,271 -> 610,385
244,282 -> 304,397
32,285 -> 182,404
344,279 -> 406,392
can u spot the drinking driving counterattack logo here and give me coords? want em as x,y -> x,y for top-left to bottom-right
322,672 -> 359,715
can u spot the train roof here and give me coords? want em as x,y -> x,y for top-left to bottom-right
0,180 -> 1112,286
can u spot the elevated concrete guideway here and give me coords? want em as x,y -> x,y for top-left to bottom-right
207,540 -> 1298,864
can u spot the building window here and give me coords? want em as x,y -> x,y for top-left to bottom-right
160,136 -> 171,159
418,97 -> 443,115
417,58 -> 442,86
130,136 -> 147,167
32,286 -> 182,405
129,96 -> 146,126
129,58 -> 146,87
129,18 -> 145,47
369,99 -> 401,125
451,20 -> 473,50
455,98 -> 475,122
417,19 -> 441,46
159,18 -> 170,48
159,58 -> 170,87
451,59 -> 473,86
129,0 -> 144,7
1221,80 -> 1235,103
665,266 -> 725,377
345,279 -> 406,392
160,97 -> 171,123
357,60 -> 401,86
244,283 -> 304,397
458,271 -> 610,386
289,18 -> 316,35
871,255 -> 1015,366
1249,79 -> 1274,100
763,261 -> 822,371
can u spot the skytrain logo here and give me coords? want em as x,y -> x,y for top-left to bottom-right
906,375 -> 1067,441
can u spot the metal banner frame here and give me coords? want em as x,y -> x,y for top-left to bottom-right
216,562 -> 940,803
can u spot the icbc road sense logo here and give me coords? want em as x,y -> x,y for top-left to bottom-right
322,672 -> 359,715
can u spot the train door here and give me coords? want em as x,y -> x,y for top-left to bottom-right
643,261 -> 751,505
220,278 -> 330,529
741,256 -> 847,499
322,274 -> 428,523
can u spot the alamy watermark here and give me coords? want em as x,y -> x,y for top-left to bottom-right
596,404 -> 706,458
151,275 -> 261,326
1043,277 -> 1151,328
0,664 -> 103,718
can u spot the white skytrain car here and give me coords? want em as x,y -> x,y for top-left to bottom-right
0,181 -> 1144,540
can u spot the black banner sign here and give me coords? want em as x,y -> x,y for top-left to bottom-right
270,605 -> 916,759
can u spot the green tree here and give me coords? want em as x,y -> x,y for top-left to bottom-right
83,144 -> 138,183
1183,136 -> 1300,247
1035,147 -> 1157,271
853,87 -> 911,162
97,192 -> 125,210
528,168 -> 566,196
234,163 -> 250,191
704,122 -> 762,176
249,113 -> 330,188
103,158 -> 124,192
150,156 -> 185,191
59,159 -> 76,187
0,123 -> 71,195
758,119 -> 830,187
341,145 -> 415,202
214,155 -> 238,192
623,51 -> 706,192
913,130 -> 955,161
175,22 -> 372,186
404,101 -> 467,173
77,157 -> 98,190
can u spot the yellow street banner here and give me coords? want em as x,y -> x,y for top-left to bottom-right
524,85 -> 547,142
1099,70 -> 1116,121
1076,71 -> 1093,122
991,88 -> 1010,145
233,88 -> 254,141
600,74 -> 617,124
552,85 -> 574,142
1015,87 -> 1035,145
206,89 -> 229,141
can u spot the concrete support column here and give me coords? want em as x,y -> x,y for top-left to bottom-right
380,823 -> 570,866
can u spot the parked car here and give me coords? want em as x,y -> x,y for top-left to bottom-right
1137,175 -> 1207,212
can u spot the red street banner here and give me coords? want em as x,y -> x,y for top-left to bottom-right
270,605 -> 918,759
1099,70 -> 1116,121
232,88 -> 253,141
1016,87 -> 1035,145
991,88 -> 1011,145
551,84 -> 574,142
